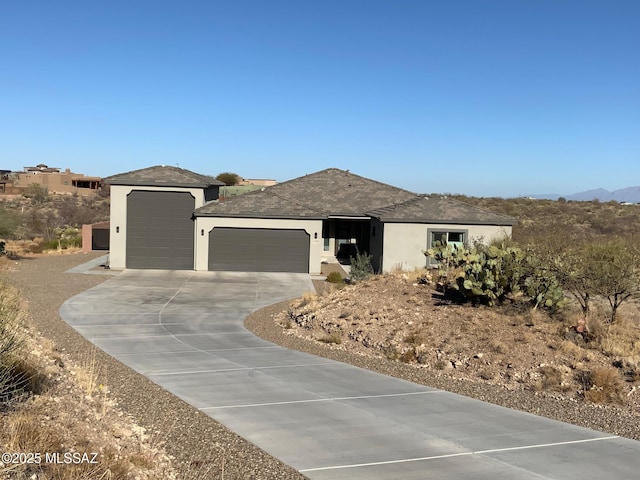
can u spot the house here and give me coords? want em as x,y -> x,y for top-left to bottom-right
237,178 -> 278,186
104,166 -> 514,273
9,165 -> 102,196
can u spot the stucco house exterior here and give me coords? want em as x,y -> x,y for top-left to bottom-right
104,166 -> 514,274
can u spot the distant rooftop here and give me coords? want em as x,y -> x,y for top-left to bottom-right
103,165 -> 224,188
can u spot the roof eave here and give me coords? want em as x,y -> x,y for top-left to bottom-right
376,217 -> 516,226
194,212 -> 326,220
105,180 -> 217,188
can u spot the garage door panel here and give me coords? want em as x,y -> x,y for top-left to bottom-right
209,228 -> 309,273
126,191 -> 195,270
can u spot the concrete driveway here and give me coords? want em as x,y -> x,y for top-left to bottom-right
60,268 -> 640,479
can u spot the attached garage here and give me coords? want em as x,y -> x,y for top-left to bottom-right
126,190 -> 195,269
208,228 -> 310,272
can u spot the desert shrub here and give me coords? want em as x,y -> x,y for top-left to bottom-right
0,282 -> 32,405
26,240 -> 44,254
538,365 -> 564,391
399,348 -> 417,363
583,367 -> 625,404
0,205 -> 20,238
596,316 -> 640,360
317,333 -> 342,344
349,250 -> 374,282
42,236 -> 82,251
326,271 -> 344,283
22,183 -> 49,204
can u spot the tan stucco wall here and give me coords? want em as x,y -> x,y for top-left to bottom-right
108,185 -> 208,269
14,172 -> 100,196
381,223 -> 513,273
194,217 -> 324,274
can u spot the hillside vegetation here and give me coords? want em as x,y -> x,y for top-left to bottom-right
449,195 -> 640,243
0,188 -> 109,254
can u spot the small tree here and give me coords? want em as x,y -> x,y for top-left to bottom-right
215,172 -> 241,186
547,244 -> 594,315
588,240 -> 639,323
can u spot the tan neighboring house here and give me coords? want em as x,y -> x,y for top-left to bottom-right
237,178 -> 277,186
9,164 -> 102,196
103,166 -> 514,274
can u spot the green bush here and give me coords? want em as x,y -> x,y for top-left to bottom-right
42,236 -> 82,251
349,251 -> 374,282
326,271 -> 344,283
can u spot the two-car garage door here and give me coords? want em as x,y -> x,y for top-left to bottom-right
208,228 -> 309,272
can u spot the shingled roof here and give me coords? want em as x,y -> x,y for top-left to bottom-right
195,168 -> 515,225
367,195 -> 515,225
103,165 -> 223,188
196,168 -> 416,217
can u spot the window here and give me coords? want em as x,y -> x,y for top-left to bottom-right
430,230 -> 466,249
427,229 -> 468,266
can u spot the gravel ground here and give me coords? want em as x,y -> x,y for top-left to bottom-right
6,252 -> 306,480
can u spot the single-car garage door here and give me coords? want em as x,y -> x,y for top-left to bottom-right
126,190 -> 195,269
209,228 -> 309,272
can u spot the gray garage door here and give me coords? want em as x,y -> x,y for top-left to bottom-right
209,228 -> 309,272
126,190 -> 195,269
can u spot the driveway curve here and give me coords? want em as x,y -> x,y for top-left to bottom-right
61,269 -> 640,479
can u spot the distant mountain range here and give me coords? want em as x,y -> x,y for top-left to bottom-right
529,186 -> 640,203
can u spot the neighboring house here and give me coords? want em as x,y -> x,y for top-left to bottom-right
104,166 -> 514,273
237,178 -> 278,186
9,165 -> 102,196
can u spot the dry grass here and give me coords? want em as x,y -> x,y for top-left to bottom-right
538,365 -> 565,391
0,279 -> 180,479
598,317 -> 640,359
296,291 -> 318,309
584,367 -> 626,404
317,333 -> 342,345
76,347 -> 102,396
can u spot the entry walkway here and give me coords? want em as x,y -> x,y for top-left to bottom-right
60,269 -> 640,479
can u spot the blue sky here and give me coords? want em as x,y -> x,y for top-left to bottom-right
1,1 -> 638,197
